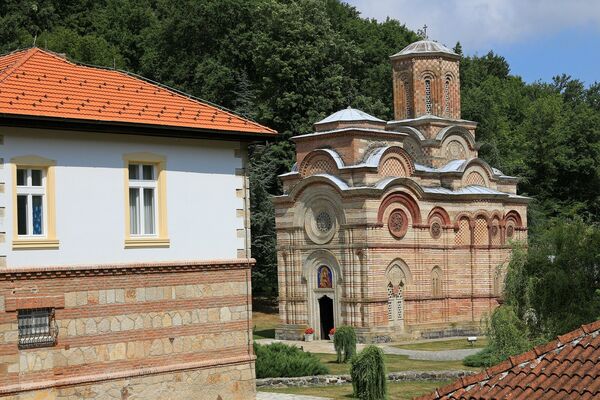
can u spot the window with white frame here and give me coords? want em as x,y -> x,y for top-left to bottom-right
16,168 -> 46,237
128,163 -> 158,236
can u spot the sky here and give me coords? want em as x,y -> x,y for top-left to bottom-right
345,0 -> 600,86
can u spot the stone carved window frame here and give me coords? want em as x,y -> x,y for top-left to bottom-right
385,259 -> 413,328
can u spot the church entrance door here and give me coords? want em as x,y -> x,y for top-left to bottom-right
318,295 -> 334,340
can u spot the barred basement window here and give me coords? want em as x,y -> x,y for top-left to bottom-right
424,79 -> 432,114
18,308 -> 58,349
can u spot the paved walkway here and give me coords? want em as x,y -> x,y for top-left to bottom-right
383,345 -> 478,361
255,337 -> 480,361
257,392 -> 332,400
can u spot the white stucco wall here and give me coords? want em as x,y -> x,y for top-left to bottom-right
1,127 -> 246,267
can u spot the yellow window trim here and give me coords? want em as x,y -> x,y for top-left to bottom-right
123,152 -> 169,248
10,155 -> 59,250
124,238 -> 171,248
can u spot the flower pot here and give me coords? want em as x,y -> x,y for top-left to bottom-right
329,334 -> 334,341
304,333 -> 314,342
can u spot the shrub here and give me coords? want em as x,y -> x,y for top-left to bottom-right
254,342 -> 329,378
463,306 -> 532,368
463,347 -> 494,367
351,345 -> 387,400
333,325 -> 357,363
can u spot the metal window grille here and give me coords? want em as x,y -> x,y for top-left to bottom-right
425,79 -> 432,114
17,308 -> 58,349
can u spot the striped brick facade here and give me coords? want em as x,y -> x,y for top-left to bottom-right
274,41 -> 528,343
0,260 -> 255,399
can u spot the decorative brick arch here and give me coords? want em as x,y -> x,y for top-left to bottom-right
300,152 -> 337,177
465,171 -> 487,186
504,210 -> 523,227
428,207 -> 451,226
378,147 -> 415,178
504,210 -> 523,242
377,192 -> 422,225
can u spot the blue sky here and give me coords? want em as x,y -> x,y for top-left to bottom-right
346,0 -> 600,86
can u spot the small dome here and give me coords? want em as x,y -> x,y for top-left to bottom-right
315,106 -> 384,125
391,40 -> 458,59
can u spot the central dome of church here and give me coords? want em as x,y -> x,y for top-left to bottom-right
391,40 -> 458,59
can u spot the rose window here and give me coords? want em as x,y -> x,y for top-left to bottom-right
316,211 -> 333,233
430,221 -> 441,239
388,209 -> 408,239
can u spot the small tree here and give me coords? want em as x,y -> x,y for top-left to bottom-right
333,325 -> 357,363
351,345 -> 387,400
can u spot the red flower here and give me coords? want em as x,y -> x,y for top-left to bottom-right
305,327 -> 314,335
329,328 -> 336,335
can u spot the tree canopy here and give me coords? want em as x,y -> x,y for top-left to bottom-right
1,0 -> 599,296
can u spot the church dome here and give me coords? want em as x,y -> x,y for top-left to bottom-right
314,107 -> 385,132
315,107 -> 384,125
391,40 -> 458,59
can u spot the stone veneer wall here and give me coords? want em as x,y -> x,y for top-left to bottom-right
0,259 -> 255,400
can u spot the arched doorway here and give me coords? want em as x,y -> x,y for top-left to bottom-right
318,295 -> 334,339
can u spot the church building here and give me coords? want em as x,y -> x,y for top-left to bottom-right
274,40 -> 528,342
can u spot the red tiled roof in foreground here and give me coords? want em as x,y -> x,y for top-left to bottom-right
416,319 -> 600,400
0,48 -> 276,136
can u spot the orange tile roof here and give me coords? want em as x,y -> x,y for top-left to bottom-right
415,319 -> 600,399
0,48 -> 276,136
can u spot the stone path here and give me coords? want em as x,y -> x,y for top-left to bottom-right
257,392 -> 332,400
382,345 -> 479,361
255,337 -> 480,361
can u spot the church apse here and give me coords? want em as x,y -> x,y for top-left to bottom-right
273,39 -> 528,343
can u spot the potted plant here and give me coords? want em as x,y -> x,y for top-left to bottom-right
329,327 -> 336,341
304,327 -> 314,342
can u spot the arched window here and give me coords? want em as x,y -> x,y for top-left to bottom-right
387,282 -> 404,322
431,267 -> 442,297
444,77 -> 451,116
424,78 -> 432,114
403,79 -> 412,118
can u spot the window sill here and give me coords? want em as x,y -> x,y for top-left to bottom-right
124,237 -> 170,248
12,239 -> 60,250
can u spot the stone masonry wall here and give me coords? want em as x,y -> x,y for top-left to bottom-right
0,259 -> 255,400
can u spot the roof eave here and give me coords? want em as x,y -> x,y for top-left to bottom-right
0,113 -> 277,142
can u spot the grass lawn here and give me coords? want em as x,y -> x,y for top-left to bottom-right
314,353 -> 477,375
261,380 -> 451,399
392,338 -> 488,352
253,311 -> 279,340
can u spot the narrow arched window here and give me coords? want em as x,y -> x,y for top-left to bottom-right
444,77 -> 451,116
424,79 -> 432,114
432,267 -> 442,297
403,80 -> 411,118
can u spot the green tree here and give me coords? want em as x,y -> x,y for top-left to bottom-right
351,345 -> 387,400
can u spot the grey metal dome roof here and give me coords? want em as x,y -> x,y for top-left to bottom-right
391,40 -> 458,59
315,107 -> 384,125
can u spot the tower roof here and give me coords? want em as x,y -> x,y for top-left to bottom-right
391,40 -> 459,60
315,107 -> 384,125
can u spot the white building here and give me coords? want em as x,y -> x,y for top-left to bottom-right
0,48 -> 275,400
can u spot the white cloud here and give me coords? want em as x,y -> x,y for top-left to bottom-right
346,0 -> 600,52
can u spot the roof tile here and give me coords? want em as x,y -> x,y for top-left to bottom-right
0,48 -> 276,136
418,319 -> 600,399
